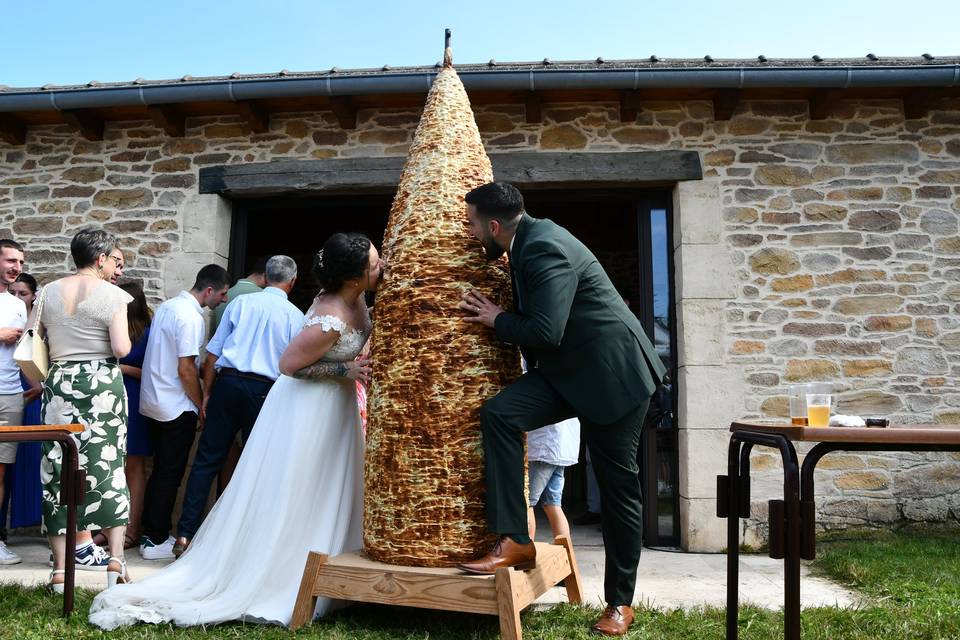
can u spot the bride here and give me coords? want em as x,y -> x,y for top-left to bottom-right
89,232 -> 381,629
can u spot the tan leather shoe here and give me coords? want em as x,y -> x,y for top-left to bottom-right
173,537 -> 191,559
457,537 -> 536,575
591,605 -> 634,636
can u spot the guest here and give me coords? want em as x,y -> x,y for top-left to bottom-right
117,281 -> 152,550
37,228 -> 134,591
173,255 -> 303,556
527,417 -> 580,541
0,239 -> 26,566
2,274 -> 43,535
107,248 -> 125,285
212,256 -> 267,331
138,265 -> 228,560
458,183 -> 666,636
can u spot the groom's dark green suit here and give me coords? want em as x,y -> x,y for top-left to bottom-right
482,212 -> 667,606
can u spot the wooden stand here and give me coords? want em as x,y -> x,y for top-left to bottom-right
291,535 -> 583,639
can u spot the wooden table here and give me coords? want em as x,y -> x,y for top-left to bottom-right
0,424 -> 84,616
719,421 -> 960,640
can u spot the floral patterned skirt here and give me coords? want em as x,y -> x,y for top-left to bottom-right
41,359 -> 130,535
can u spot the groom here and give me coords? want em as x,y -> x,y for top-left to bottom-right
457,182 -> 666,637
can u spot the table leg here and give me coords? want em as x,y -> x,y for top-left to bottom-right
781,442 -> 801,640
60,435 -> 79,616
726,438 -> 741,640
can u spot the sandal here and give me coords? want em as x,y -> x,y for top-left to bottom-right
123,532 -> 139,550
48,569 -> 65,595
107,557 -> 132,587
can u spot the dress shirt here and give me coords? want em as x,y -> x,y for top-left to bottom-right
206,287 -> 304,380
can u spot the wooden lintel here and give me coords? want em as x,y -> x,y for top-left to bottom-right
712,89 -> 741,121
148,105 -> 186,137
329,96 -> 358,130
524,92 -> 543,124
62,109 -> 104,141
0,114 -> 27,145
903,88 -> 945,120
620,90 -> 643,122
235,101 -> 270,134
809,89 -> 842,120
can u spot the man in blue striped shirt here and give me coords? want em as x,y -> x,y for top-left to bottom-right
173,255 -> 304,555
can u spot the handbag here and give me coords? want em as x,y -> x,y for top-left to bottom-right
14,285 -> 48,381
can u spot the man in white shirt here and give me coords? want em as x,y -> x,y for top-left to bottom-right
172,256 -> 304,555
0,239 -> 26,566
138,264 -> 229,560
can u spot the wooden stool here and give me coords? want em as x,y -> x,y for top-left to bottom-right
291,535 -> 584,639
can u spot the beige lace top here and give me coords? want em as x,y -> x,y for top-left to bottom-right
40,280 -> 133,361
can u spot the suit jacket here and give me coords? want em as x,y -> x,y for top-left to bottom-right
494,213 -> 668,425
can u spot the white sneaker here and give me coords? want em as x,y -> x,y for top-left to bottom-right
140,535 -> 175,560
0,540 -> 22,565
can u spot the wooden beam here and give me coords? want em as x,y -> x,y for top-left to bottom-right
620,90 -> 643,123
712,89 -> 741,121
808,89 -> 843,120
61,109 -> 104,141
524,92 -> 543,124
235,100 -> 270,134
148,104 -> 186,137
198,150 -> 703,196
903,88 -> 945,120
0,114 -> 26,145
329,96 -> 357,130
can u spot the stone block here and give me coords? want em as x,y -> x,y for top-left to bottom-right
825,143 -> 919,164
680,496 -> 730,552
679,428 -> 731,499
675,244 -> 734,299
162,251 -> 227,300
181,194 -> 231,258
784,359 -> 840,381
673,179 -> 721,247
748,248 -> 800,275
676,364 -> 745,430
676,299 -> 724,366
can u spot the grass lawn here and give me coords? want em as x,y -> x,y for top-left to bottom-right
1,531 -> 959,639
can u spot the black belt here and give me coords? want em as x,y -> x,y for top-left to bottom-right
218,368 -> 275,385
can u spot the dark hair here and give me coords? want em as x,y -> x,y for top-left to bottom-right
191,264 -> 230,292
14,272 -> 37,293
313,232 -> 372,292
70,227 -> 118,269
249,255 -> 269,276
465,182 -> 524,222
0,239 -> 24,254
119,281 -> 152,343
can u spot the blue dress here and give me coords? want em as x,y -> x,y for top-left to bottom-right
123,328 -> 152,456
2,374 -> 43,528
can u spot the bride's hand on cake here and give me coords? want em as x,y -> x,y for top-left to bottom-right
346,354 -> 372,384
459,290 -> 502,328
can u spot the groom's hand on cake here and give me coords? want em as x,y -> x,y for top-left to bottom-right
459,290 -> 501,328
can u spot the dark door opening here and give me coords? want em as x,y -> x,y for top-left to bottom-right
229,188 -> 679,547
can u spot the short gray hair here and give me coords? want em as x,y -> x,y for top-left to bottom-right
70,227 -> 118,269
265,255 -> 297,284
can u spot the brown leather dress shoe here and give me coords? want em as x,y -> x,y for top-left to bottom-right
591,605 -> 634,636
173,537 -> 191,558
457,537 -> 536,575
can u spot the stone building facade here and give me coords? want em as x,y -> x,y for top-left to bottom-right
2,61 -> 960,550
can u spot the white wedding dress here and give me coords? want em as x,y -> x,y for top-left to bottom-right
89,313 -> 370,629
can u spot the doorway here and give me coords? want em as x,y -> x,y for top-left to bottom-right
229,188 -> 679,546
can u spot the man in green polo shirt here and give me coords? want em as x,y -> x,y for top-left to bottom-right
212,257 -> 268,332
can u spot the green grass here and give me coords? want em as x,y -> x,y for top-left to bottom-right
1,531 -> 959,639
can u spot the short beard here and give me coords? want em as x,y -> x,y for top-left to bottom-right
481,237 -> 505,261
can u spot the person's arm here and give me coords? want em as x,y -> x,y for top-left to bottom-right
278,318 -> 370,383
119,364 -> 141,379
177,355 -> 204,418
108,305 -> 132,359
0,326 -> 22,345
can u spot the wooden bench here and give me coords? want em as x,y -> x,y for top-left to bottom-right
0,424 -> 84,616
291,535 -> 583,639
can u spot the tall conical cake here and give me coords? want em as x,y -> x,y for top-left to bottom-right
363,41 -> 518,567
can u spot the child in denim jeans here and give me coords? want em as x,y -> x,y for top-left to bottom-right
527,415 -> 580,540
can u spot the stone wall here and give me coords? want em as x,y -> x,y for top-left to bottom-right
2,96 -> 960,549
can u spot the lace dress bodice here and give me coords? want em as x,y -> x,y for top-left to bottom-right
302,312 -> 371,363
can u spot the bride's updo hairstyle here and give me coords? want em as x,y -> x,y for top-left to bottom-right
313,232 -> 372,292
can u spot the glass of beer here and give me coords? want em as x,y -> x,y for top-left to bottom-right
806,383 -> 833,427
789,384 -> 810,426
